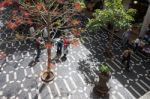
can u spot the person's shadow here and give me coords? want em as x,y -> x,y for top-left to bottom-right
51,55 -> 61,63
61,55 -> 67,62
33,83 -> 46,99
90,90 -> 109,99
28,60 -> 37,67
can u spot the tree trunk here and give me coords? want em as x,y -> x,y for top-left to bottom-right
47,11 -> 51,71
47,43 -> 51,71
104,26 -> 114,58
108,27 -> 114,52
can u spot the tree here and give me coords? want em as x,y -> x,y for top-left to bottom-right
0,0 -> 84,82
86,0 -> 136,57
84,0 -> 104,11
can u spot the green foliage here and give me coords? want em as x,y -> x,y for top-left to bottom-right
86,0 -> 136,31
71,0 -> 86,8
18,0 -> 24,4
99,64 -> 110,73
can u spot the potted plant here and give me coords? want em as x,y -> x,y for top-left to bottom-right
93,64 -> 111,96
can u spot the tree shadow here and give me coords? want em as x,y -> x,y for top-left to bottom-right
28,60 -> 37,67
90,90 -> 109,99
77,54 -> 100,85
78,59 -> 95,84
34,83 -> 46,99
78,29 -> 150,98
51,53 -> 69,63
51,55 -> 61,64
60,56 -> 67,62
0,33 -> 37,69
77,53 -> 112,98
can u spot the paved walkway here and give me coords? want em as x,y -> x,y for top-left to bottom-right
139,91 -> 150,99
0,8 -> 150,99
0,26 -> 150,99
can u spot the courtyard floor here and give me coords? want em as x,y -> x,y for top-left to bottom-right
0,27 -> 150,99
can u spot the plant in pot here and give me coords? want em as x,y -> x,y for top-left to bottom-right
93,64 -> 111,96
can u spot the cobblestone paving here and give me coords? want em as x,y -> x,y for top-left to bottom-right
0,27 -> 150,99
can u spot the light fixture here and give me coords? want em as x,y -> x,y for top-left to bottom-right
133,0 -> 138,4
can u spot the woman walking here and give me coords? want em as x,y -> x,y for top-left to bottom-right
121,48 -> 133,71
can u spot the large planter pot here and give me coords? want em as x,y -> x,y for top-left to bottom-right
93,72 -> 111,96
41,70 -> 55,83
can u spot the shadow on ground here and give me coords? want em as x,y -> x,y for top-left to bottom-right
77,30 -> 150,98
34,83 -> 46,99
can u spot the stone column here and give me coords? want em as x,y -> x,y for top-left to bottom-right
139,5 -> 150,37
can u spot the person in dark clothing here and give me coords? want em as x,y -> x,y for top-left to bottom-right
134,37 -> 141,52
63,36 -> 70,57
121,49 -> 133,71
56,38 -> 63,56
35,37 -> 43,62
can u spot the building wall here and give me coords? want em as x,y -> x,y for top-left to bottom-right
139,5 -> 150,37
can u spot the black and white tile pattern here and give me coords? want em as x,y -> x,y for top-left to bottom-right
0,12 -> 150,99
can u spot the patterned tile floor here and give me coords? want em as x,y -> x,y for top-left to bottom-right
0,26 -> 150,99
0,8 -> 150,99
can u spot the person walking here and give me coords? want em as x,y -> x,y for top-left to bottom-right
63,36 -> 70,58
121,48 -> 133,71
29,25 -> 35,37
35,37 -> 44,62
134,37 -> 141,52
121,29 -> 131,47
41,27 -> 48,41
56,37 -> 63,56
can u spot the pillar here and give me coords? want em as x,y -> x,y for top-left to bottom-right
139,5 -> 150,37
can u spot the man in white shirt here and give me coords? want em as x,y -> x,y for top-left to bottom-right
134,37 -> 141,52
0,20 -> 4,29
41,27 -> 48,40
122,29 -> 131,47
29,26 -> 35,36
